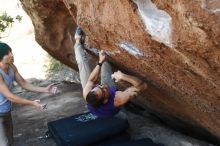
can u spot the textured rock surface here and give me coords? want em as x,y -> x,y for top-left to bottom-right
20,0 -> 220,144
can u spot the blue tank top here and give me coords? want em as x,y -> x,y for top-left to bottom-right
0,66 -> 14,114
86,86 -> 120,118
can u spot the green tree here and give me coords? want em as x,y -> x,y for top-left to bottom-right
44,54 -> 64,79
0,11 -> 22,38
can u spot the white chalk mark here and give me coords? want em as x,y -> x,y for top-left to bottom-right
132,0 -> 173,47
118,41 -> 144,58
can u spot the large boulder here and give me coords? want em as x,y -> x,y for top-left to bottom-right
20,0 -> 220,144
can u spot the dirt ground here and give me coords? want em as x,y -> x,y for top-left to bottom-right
11,80 -> 215,146
12,81 -> 84,146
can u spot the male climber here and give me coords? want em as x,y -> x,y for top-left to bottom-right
73,27 -> 147,118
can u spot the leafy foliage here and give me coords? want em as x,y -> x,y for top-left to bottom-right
0,11 -> 22,38
44,54 -> 64,79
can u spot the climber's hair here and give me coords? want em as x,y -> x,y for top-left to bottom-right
86,91 -> 103,108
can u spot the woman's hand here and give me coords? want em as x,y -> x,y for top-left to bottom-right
45,84 -> 58,94
32,100 -> 43,109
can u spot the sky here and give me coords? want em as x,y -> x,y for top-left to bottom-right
0,0 -> 48,79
